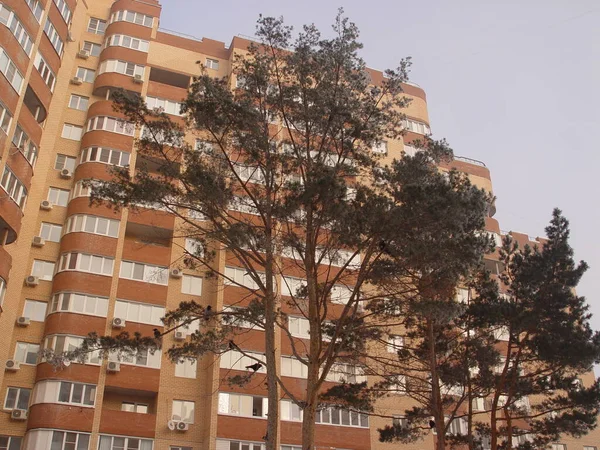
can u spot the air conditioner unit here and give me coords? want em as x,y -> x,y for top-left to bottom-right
168,420 -> 189,431
132,74 -> 144,84
16,317 -> 30,327
70,76 -> 83,86
174,331 -> 186,341
112,317 -> 126,328
32,236 -> 46,247
60,168 -> 73,179
170,268 -> 183,279
77,49 -> 90,59
10,409 -> 28,421
25,276 -> 39,287
40,200 -> 53,211
5,360 -> 20,371
107,361 -> 120,372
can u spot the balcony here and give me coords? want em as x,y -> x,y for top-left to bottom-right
100,409 -> 157,438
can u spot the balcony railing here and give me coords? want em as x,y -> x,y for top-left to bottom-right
453,155 -> 486,167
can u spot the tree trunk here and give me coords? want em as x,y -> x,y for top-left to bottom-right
264,241 -> 280,450
428,319 -> 446,450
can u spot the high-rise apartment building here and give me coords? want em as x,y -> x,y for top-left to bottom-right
0,1 -> 597,450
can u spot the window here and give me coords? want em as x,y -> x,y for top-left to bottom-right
175,359 -> 197,378
182,275 -> 202,295
402,118 -> 431,135
57,252 -> 114,276
43,20 -> 64,56
220,350 -> 266,372
120,261 -> 168,285
109,10 -> 154,27
23,299 -> 47,321
326,363 -> 366,383
32,259 -> 55,281
146,96 -> 183,115
392,415 -> 408,429
71,179 -> 101,199
87,17 -> 106,34
205,58 -> 219,70
82,41 -> 101,57
4,387 -> 30,410
114,300 -> 165,326
69,95 -> 89,111
76,67 -> 96,83
53,0 -> 72,23
218,392 -> 267,418
583,447 -> 597,450
1,167 -> 27,208
172,400 -> 195,423
288,316 -> 310,339
315,406 -> 369,428
122,402 -> 148,413
233,164 -> 265,184
281,356 -> 307,378
87,116 -> 135,136
107,34 -> 150,52
0,47 -> 24,92
224,267 -> 265,290
25,0 -> 43,22
48,187 -> 70,206
109,348 -> 161,368
12,124 -> 38,166
56,381 -> 96,406
0,277 -> 6,308
228,196 -> 260,215
0,436 -> 21,450
14,342 -> 39,364
38,222 -> 62,243
65,214 -> 120,238
0,101 -> 12,133
281,277 -> 306,298
99,435 -> 153,450
387,335 -> 404,353
448,417 -> 468,435
54,155 -> 77,173
280,399 -> 302,422
216,440 -> 263,450
44,335 -> 100,364
62,123 -> 83,141
222,306 -> 260,330
0,6 -> 34,56
49,292 -> 109,317
194,139 -> 214,153
403,144 -> 419,157
98,59 -> 145,77
184,238 -> 203,257
330,285 -> 353,304
372,140 -> 388,154
472,397 -> 486,411
80,146 -> 130,167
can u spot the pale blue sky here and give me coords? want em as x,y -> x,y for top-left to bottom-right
160,0 -> 600,372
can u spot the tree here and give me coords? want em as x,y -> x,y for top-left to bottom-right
53,11 -> 491,450
470,209 -> 600,450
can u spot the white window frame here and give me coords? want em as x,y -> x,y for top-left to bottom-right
80,146 -> 131,167
12,124 -> 38,167
220,350 -> 266,372
0,435 -> 21,450
65,214 -> 120,238
387,335 -> 404,353
0,47 -> 24,92
0,100 -> 12,134
54,154 -> 77,172
114,299 -> 165,326
50,291 -> 109,317
326,363 -> 366,383
86,116 -> 135,136
57,252 -> 114,277
181,274 -> 203,295
0,7 -> 34,56
82,41 -> 102,57
98,435 -> 154,450
31,380 -> 96,407
175,359 -> 197,379
172,400 -> 195,423
372,140 -> 388,154
61,123 -> 83,141
119,261 -> 168,285
43,19 -> 64,56
315,406 -> 369,428
146,95 -> 183,115
76,67 -> 96,83
0,277 -> 6,308
98,59 -> 145,77
25,0 -> 43,22
281,356 -> 307,379
106,34 -> 150,52
39,222 -> 62,242
280,399 -> 303,422
14,341 -> 40,365
205,58 -> 219,70
44,334 -> 100,365
109,347 -> 161,368
52,0 -> 72,23
109,10 -> 154,27
224,266 -> 265,290
288,316 -> 310,339
402,118 -> 431,135
47,187 -> 70,207
23,299 -> 47,321
1,167 -> 27,208
4,386 -> 31,410
218,392 -> 267,419
87,17 -> 106,34
69,94 -> 89,111
31,259 -> 55,281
